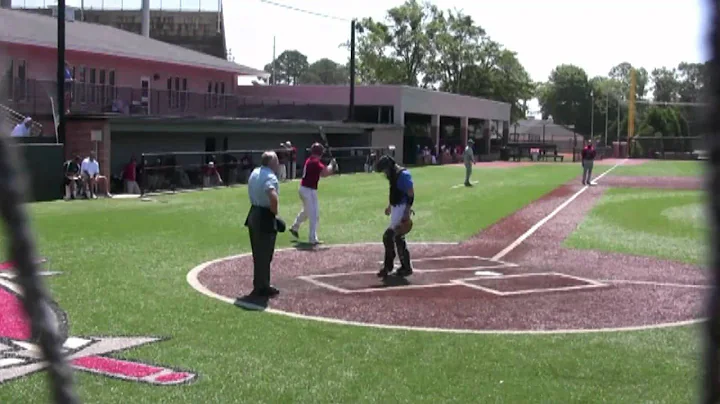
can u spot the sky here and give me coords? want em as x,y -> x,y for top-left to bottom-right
18,0 -> 709,114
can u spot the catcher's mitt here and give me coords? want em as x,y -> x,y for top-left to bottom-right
396,210 -> 415,236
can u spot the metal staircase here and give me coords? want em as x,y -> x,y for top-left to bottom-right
0,103 -> 44,137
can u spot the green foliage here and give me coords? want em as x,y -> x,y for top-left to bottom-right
537,64 -> 592,135
300,58 -> 349,85
263,50 -> 310,85
630,139 -> 644,158
356,0 -> 437,86
609,62 -> 649,100
354,0 -> 534,121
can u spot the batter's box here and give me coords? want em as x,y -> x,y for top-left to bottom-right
455,272 -> 607,296
376,256 -> 517,271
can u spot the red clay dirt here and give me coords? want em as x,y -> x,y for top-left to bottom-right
195,171 -> 707,333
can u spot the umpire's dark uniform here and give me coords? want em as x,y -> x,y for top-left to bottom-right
245,163 -> 285,298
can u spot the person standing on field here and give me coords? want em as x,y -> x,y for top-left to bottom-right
289,143 -> 337,245
375,155 -> 415,278
243,151 -> 286,300
581,139 -> 597,186
463,139 -> 475,187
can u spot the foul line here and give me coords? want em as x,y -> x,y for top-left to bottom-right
491,159 -> 628,261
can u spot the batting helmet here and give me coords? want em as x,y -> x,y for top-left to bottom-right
310,142 -> 325,156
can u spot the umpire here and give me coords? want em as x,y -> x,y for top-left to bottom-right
244,151 -> 286,299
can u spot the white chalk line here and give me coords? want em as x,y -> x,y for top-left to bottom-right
490,159 -> 628,261
302,271 -> 608,296
186,241 -> 706,335
603,280 -> 712,289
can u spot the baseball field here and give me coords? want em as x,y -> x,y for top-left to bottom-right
0,159 -> 707,403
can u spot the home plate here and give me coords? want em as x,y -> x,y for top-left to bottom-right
474,271 -> 502,276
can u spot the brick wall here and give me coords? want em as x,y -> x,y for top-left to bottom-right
65,118 -> 112,176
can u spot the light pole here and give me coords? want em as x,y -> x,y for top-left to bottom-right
604,94 -> 609,147
590,90 -> 594,141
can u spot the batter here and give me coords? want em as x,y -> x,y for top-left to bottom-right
375,155 -> 415,278
289,143 -> 337,245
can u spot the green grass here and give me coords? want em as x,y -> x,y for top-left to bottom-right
565,188 -> 707,265
611,160 -> 705,177
0,164 -> 702,403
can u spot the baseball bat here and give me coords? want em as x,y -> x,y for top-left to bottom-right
318,126 -> 339,175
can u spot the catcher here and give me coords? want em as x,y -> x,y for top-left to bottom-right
375,155 -> 415,278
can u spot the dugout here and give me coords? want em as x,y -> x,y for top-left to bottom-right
61,115 -> 403,193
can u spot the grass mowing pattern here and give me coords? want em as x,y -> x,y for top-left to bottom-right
611,161 -> 705,177
565,188 -> 707,265
0,165 -> 701,403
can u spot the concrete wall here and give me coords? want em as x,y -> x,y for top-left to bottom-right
235,84 -> 512,124
236,84 -> 402,107
371,127 -> 404,164
400,87 -> 510,122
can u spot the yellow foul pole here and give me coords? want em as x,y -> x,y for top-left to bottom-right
627,67 -> 636,140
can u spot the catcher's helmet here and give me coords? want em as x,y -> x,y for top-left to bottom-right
375,155 -> 396,172
310,142 -> 325,155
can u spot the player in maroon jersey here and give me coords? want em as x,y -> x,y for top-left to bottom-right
289,143 -> 337,244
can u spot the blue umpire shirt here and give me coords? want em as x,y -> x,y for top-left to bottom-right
248,166 -> 279,208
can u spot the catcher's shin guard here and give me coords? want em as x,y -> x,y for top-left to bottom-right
379,228 -> 396,277
394,234 -> 412,276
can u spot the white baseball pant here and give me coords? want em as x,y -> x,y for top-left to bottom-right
389,204 -> 407,230
292,185 -> 319,243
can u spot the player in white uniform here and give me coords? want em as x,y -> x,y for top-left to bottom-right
289,143 -> 337,245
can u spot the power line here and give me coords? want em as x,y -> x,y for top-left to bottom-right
257,0 -> 351,22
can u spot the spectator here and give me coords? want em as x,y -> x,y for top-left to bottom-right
365,152 -> 377,173
203,161 -> 223,188
223,152 -> 239,185
63,155 -> 82,200
81,151 -> 112,198
11,117 -> 32,138
123,156 -> 141,194
277,144 -> 288,181
81,151 -> 101,199
284,141 -> 297,180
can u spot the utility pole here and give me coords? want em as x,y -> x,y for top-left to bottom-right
57,0 -> 66,144
604,94 -> 609,147
590,90 -> 594,141
348,19 -> 357,122
271,36 -> 276,85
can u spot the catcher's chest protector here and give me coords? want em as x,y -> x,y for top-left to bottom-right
388,169 -> 407,206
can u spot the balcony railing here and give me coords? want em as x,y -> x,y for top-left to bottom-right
5,79 -> 319,120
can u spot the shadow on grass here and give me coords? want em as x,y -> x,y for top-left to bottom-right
234,295 -> 269,311
291,240 -> 330,251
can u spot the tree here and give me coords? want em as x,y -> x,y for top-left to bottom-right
355,0 -> 438,85
650,67 -> 680,102
460,48 -> 534,122
300,59 -> 349,85
609,62 -> 648,100
537,64 -> 593,135
677,62 -> 708,103
263,50 -> 309,85
423,9 -> 485,93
